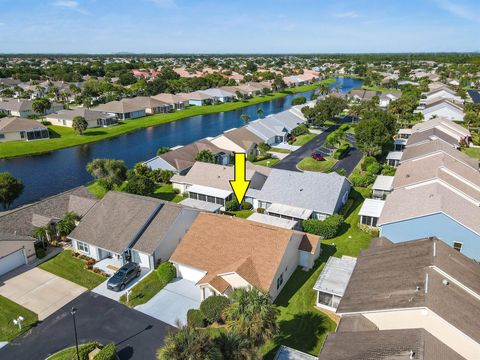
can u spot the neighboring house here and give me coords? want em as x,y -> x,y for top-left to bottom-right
313,255 -> 356,312
358,198 -> 385,228
210,127 -> 264,156
198,88 -> 235,102
93,100 -> 146,120
0,233 -> 37,277
247,169 -> 351,222
178,91 -> 214,106
171,162 -> 270,211
0,117 -> 50,142
170,212 -> 321,301
151,93 -> 189,110
335,237 -> 480,360
267,107 -> 307,131
68,192 -> 200,269
246,118 -> 289,146
379,92 -> 401,107
371,175 -> 394,199
422,86 -> 463,104
144,139 -> 231,174
123,96 -> 173,114
386,151 -> 402,166
410,117 -> 471,145
0,98 -> 63,117
46,108 -> 117,128
420,99 -> 464,122
348,89 -> 379,102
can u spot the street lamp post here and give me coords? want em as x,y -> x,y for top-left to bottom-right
70,307 -> 80,360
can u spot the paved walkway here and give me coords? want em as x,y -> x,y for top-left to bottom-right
135,278 -> 201,327
0,267 -> 86,320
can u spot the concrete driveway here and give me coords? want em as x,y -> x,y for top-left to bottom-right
136,278 -> 201,327
91,267 -> 151,301
0,267 -> 86,320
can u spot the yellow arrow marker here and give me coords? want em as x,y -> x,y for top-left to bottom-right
229,153 -> 251,204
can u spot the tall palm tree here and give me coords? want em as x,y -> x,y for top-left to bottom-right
240,114 -> 250,125
223,287 -> 279,347
32,225 -> 52,248
214,331 -> 254,360
256,108 -> 264,119
56,211 -> 80,237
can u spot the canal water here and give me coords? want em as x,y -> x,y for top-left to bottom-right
0,77 -> 363,207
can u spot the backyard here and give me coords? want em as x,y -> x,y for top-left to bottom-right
463,147 -> 480,159
38,250 -> 106,290
87,181 -> 183,203
0,295 -> 38,342
262,187 -> 373,358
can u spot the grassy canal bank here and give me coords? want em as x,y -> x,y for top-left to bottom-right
0,79 -> 335,159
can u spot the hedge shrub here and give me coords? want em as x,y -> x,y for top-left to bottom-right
225,199 -> 240,211
291,96 -> 307,106
339,124 -> 350,131
333,143 -> 350,159
94,343 -> 116,360
157,262 -> 176,283
381,165 -> 396,176
199,296 -> 231,324
187,309 -> 206,328
350,174 -> 376,187
366,162 -> 381,175
241,201 -> 253,210
361,156 -> 377,171
291,124 -> 309,136
303,214 -> 345,239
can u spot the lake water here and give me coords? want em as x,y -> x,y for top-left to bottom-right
0,77 -> 363,207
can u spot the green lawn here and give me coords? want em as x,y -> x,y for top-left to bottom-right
223,210 -> 254,219
0,81 -> 335,159
47,342 -> 99,360
361,85 -> 402,93
262,188 -> 373,358
39,250 -> 106,290
463,147 -> 480,159
297,157 -> 336,172
270,147 -> 292,154
253,157 -> 280,167
292,133 -> 317,146
86,181 -> 108,199
119,262 -> 176,307
0,295 -> 38,341
153,184 -> 184,203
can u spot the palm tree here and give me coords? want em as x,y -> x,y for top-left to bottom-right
256,109 -> 264,119
214,331 -> 254,360
317,83 -> 330,96
223,287 -> 279,347
347,104 -> 361,123
56,211 -> 80,237
157,326 -> 221,360
240,114 -> 250,125
32,225 -> 52,248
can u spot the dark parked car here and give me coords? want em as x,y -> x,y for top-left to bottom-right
107,262 -> 141,291
311,151 -> 325,161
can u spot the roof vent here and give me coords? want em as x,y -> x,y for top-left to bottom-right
410,350 -> 415,359
415,286 -> 420,292
299,188 -> 303,192
442,279 -> 449,286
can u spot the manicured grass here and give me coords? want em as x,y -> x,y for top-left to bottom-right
0,81 -> 334,159
270,147 -> 292,154
120,262 -> 176,307
39,250 -> 106,290
47,342 -> 99,360
0,295 -> 38,341
253,157 -> 280,167
223,210 -> 254,219
86,181 -> 108,199
153,184 -> 184,203
361,85 -> 402,93
297,157 -> 336,172
292,133 -> 317,146
463,147 -> 480,159
262,188 -> 373,358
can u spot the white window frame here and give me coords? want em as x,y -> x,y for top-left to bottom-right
77,241 -> 90,253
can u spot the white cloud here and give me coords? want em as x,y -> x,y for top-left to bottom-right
53,0 -> 89,14
335,11 -> 360,19
433,0 -> 479,22
148,0 -> 176,8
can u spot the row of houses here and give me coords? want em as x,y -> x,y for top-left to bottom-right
416,85 -> 465,122
359,117 -> 480,260
0,97 -> 63,117
348,88 -> 402,108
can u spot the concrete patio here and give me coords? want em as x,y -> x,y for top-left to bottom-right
93,257 -> 123,276
91,266 -> 151,301
135,278 -> 201,327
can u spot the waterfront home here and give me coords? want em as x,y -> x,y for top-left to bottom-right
198,88 -> 235,102
333,237 -> 480,360
348,89 -> 378,102
247,169 -> 351,222
170,162 -> 269,211
0,98 -> 63,117
267,107 -> 307,130
144,139 -> 231,174
245,117 -> 291,146
170,212 -> 321,301
93,99 -> 146,120
178,91 -> 214,106
419,99 -> 464,122
378,92 -> 401,107
69,192 -> 199,270
151,93 -> 189,110
123,96 -> 173,114
210,127 -> 264,156
393,128 -> 412,151
46,108 -> 117,128
0,233 -> 37,277
0,117 -> 50,142
371,175 -> 394,199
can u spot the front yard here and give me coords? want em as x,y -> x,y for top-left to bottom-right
292,133 -> 317,146
297,156 -> 337,172
0,295 -> 38,341
39,250 -> 106,290
463,147 -> 480,159
262,188 -> 374,358
253,157 -> 280,167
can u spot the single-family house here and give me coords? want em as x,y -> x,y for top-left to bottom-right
210,127 -> 264,156
170,212 -> 321,301
371,175 -> 394,199
144,139 -> 231,174
124,96 -> 173,114
93,100 -> 146,120
178,91 -> 214,106
246,118 -> 290,146
0,117 -> 50,142
198,88 -> 235,103
151,93 -> 189,110
386,151 -> 402,166
358,198 -> 385,228
248,169 -> 351,222
334,237 -> 480,360
411,117 -> 471,144
393,128 -> 412,151
313,255 -> 356,311
348,89 -> 378,102
69,192 -> 200,270
267,108 -> 307,132
0,98 -> 63,117
46,108 -> 117,128
378,92 -> 401,107
0,233 -> 37,277
420,99 -> 464,122
423,86 -> 463,104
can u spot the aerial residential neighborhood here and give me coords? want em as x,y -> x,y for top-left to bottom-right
1,1 -> 480,360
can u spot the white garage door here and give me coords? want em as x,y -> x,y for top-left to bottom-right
132,250 -> 151,268
176,264 -> 205,283
0,249 -> 26,276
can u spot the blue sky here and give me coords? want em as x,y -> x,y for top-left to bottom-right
0,0 -> 479,53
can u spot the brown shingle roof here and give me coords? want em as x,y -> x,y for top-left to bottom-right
223,127 -> 263,151
0,117 -> 47,133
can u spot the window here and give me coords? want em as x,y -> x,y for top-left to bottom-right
190,192 -> 198,200
207,196 -> 215,204
198,194 -> 206,201
77,241 -> 89,253
0,134 -> 4,139
276,273 -> 283,290
453,242 -> 463,252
